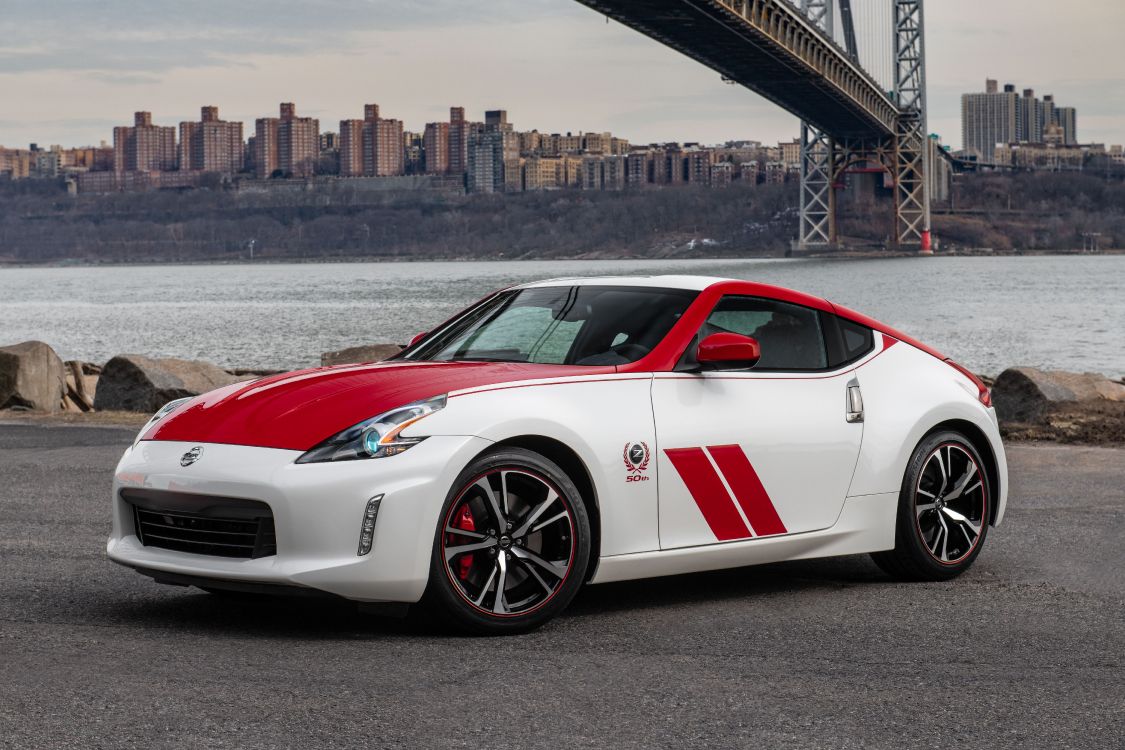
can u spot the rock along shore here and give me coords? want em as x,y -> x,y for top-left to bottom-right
1,340 -> 1123,445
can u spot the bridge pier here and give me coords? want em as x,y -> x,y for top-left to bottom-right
798,124 -> 836,247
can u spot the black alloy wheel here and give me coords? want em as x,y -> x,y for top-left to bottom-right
425,447 -> 591,634
873,430 -> 990,581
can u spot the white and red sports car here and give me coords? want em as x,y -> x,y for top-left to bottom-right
108,275 -> 1007,633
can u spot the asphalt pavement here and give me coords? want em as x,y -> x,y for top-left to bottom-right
0,422 -> 1122,749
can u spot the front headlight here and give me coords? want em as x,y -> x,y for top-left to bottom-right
296,395 -> 447,464
133,396 -> 193,446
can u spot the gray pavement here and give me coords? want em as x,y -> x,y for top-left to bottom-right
0,422 -> 1122,749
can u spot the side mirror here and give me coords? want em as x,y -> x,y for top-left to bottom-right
697,333 -> 761,370
407,331 -> 428,348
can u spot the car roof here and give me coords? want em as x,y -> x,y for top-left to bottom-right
515,275 -> 728,291
512,275 -> 946,361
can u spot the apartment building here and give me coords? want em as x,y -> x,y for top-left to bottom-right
256,103 -> 319,178
113,111 -> 176,174
178,106 -> 244,174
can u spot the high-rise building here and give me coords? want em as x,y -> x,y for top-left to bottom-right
467,130 -> 505,193
647,148 -> 666,183
962,79 -> 1079,157
961,82 -> 1020,159
178,106 -> 244,174
1019,89 -> 1043,144
339,104 -> 404,177
1041,95 -> 1057,140
626,151 -> 650,186
686,148 -> 714,184
666,146 -> 686,184
485,110 -> 511,132
423,122 -> 450,174
1054,107 -> 1077,145
113,111 -> 176,174
603,155 -> 627,190
580,156 -> 602,190
338,119 -> 364,177
403,130 -> 423,175
448,107 -> 469,175
255,103 -> 319,178
369,117 -> 404,176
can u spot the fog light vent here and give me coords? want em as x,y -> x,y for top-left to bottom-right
357,495 -> 384,556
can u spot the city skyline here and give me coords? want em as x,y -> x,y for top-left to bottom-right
1,0 -> 1123,150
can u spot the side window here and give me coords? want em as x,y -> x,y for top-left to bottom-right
839,318 -> 874,361
823,314 -> 875,368
697,296 -> 827,371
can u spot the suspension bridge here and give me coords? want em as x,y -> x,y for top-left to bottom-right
573,0 -> 933,251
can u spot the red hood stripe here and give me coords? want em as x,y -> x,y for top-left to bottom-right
144,361 -> 613,451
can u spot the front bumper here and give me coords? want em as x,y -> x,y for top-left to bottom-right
107,435 -> 492,603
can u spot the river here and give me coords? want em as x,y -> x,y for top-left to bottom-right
1,256 -> 1121,376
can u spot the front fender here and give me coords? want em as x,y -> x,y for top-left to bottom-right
415,374 -> 661,556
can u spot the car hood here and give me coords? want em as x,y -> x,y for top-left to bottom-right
143,360 -> 611,451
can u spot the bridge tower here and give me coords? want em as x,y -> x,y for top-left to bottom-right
797,0 -> 837,249
892,0 -> 931,251
797,0 -> 931,251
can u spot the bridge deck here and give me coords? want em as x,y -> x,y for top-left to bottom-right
576,0 -> 896,139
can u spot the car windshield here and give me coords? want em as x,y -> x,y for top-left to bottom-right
403,285 -> 698,366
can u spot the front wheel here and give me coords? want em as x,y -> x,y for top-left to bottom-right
872,430 -> 990,581
424,447 -> 591,635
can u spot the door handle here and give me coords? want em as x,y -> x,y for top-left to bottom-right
846,379 -> 864,423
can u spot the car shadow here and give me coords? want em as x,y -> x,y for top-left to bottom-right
97,554 -> 890,639
568,554 -> 890,617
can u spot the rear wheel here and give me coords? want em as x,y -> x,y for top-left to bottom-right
424,447 -> 591,635
872,431 -> 990,581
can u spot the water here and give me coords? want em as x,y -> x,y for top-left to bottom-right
0,256 -> 1122,377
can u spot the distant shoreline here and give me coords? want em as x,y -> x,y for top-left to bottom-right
0,247 -> 1121,269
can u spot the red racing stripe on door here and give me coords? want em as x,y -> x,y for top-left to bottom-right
664,448 -> 750,541
706,445 -> 788,536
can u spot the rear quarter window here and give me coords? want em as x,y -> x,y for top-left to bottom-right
823,313 -> 875,368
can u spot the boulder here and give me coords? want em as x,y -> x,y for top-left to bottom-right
992,367 -> 1125,424
0,341 -> 66,412
63,361 -> 98,412
94,354 -> 249,413
320,344 -> 403,367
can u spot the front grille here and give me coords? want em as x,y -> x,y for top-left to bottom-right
123,488 -> 276,559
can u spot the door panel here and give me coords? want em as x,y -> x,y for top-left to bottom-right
653,373 -> 862,550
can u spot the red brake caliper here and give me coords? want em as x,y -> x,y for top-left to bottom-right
452,504 -> 476,580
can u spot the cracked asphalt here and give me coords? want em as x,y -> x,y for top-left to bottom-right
1,422 -> 1122,749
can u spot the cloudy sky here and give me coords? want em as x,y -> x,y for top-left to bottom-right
1,0 -> 1122,150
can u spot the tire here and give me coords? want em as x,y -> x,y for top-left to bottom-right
872,430 -> 990,581
423,447 -> 592,635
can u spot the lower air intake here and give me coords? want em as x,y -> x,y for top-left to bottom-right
123,488 -> 276,559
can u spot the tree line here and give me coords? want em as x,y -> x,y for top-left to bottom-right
0,170 -> 1120,264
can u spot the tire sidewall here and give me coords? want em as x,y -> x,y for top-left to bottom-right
425,447 -> 592,635
896,430 -> 990,579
